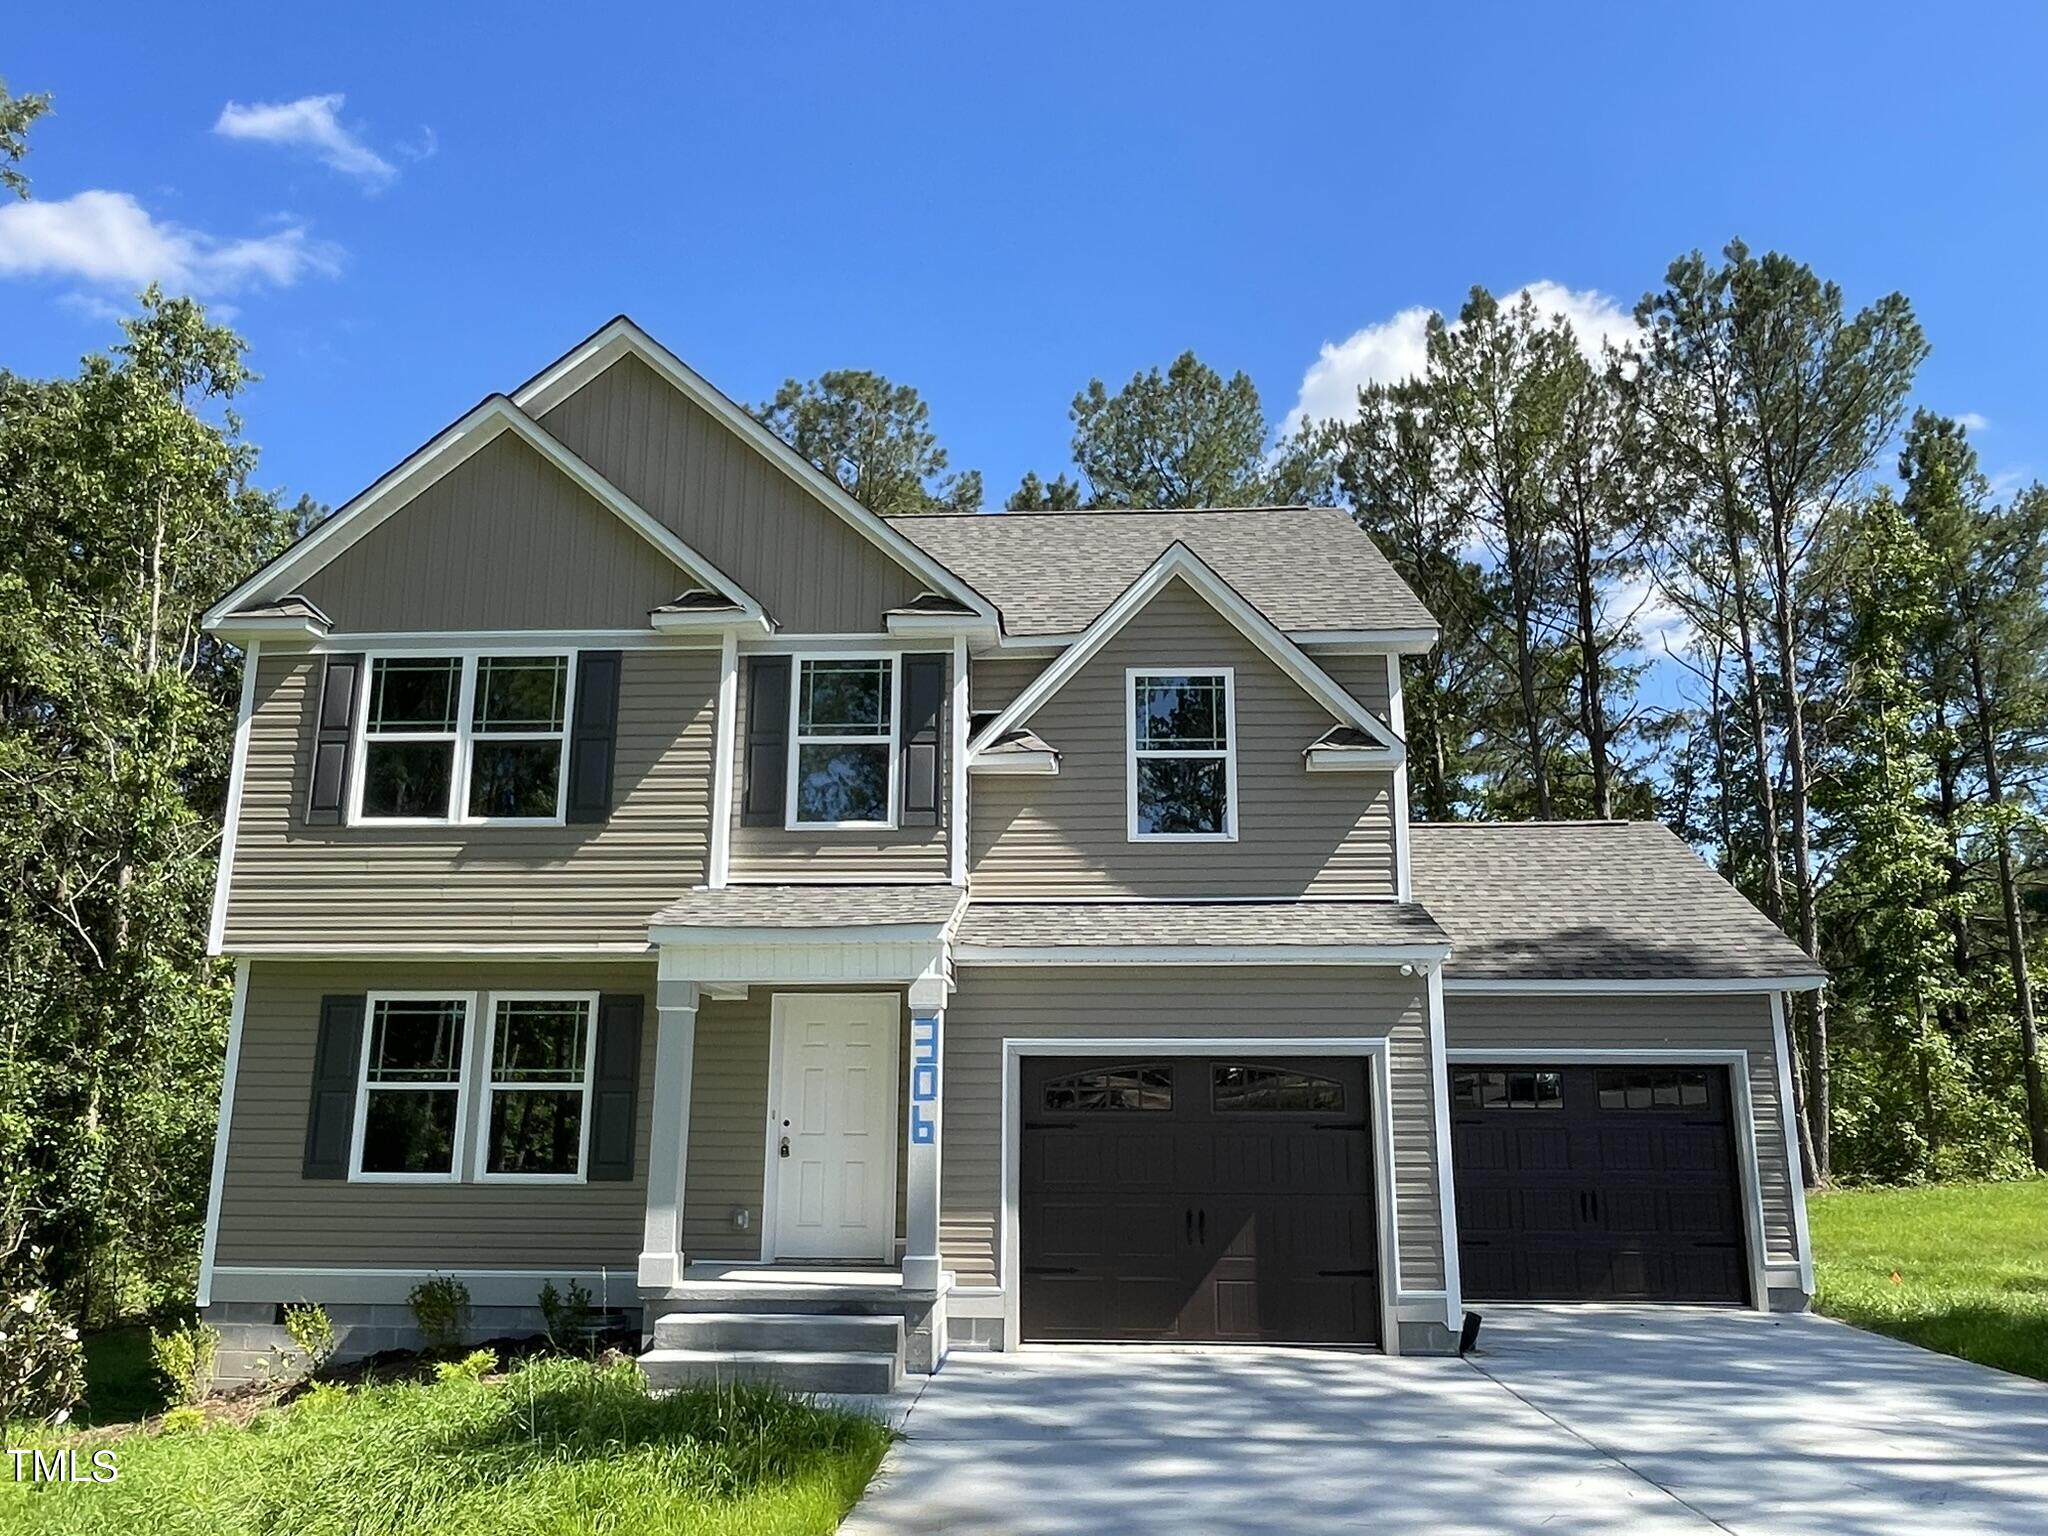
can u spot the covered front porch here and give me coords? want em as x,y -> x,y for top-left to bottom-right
632,886 -> 963,1386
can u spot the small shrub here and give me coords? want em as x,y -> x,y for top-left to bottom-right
0,1283 -> 88,1426
158,1403 -> 206,1434
150,1321 -> 221,1407
538,1277 -> 595,1352
283,1303 -> 338,1369
432,1347 -> 497,1384
407,1275 -> 472,1355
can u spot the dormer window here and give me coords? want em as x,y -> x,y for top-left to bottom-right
1127,669 -> 1236,841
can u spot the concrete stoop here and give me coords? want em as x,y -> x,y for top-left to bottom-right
640,1311 -> 905,1395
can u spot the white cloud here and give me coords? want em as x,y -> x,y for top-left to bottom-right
1282,280 -> 1640,436
1956,411 -> 1991,434
213,94 -> 397,187
0,189 -> 339,293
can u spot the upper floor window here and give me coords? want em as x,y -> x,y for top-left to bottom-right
790,657 -> 896,828
355,653 -> 571,824
1127,669 -> 1235,841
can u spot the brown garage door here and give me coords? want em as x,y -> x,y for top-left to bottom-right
1452,1063 -> 1748,1304
1020,1055 -> 1379,1345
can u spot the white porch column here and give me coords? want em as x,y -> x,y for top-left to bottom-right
637,980 -> 700,1290
903,973 -> 947,1293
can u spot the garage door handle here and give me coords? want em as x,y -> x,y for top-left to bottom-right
1185,1208 -> 1195,1246
1198,1208 -> 1206,1245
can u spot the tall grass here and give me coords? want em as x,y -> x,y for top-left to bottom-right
1,1357 -> 891,1535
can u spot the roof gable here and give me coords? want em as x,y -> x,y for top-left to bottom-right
204,396 -> 765,632
967,542 -> 1405,763
513,318 -> 994,625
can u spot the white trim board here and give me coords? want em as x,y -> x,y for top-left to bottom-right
511,318 -> 997,624
996,1036 -> 1404,1357
953,944 -> 1447,966
206,1265 -> 636,1309
967,542 -> 1405,766
1770,991 -> 1818,1294
194,959 -> 251,1310
1442,976 -> 1828,995
204,396 -> 768,632
1443,1046 -> 1776,1313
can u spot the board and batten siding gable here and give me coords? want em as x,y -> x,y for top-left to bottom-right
726,649 -> 950,882
295,433 -> 696,633
1441,992 -> 1801,1267
222,647 -> 717,949
213,962 -> 655,1272
969,577 -> 1398,898
940,965 -> 1442,1292
539,355 -> 929,634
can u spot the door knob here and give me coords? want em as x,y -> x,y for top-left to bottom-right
779,1136 -> 791,1159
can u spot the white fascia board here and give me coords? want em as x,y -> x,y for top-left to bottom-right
967,542 -> 1406,763
207,614 -> 329,643
204,397 -> 768,631
1442,975 -> 1829,995
968,751 -> 1060,776
885,612 -> 1001,640
512,319 -> 998,625
649,921 -> 955,947
1295,628 -> 1440,654
1305,747 -> 1399,772
650,609 -> 775,635
954,943 -> 1450,966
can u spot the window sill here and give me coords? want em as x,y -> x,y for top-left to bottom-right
1127,832 -> 1240,845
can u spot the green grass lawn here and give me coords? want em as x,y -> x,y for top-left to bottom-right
0,1357 -> 891,1536
1810,1177 -> 2048,1382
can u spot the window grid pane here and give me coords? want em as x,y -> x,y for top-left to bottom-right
1133,676 -> 1228,750
1042,1064 -> 1173,1112
1454,1068 -> 1563,1110
492,1000 -> 589,1083
472,656 -> 567,732
367,658 -> 460,731
360,1090 -> 459,1174
1212,1063 -> 1345,1112
1595,1068 -> 1713,1112
798,660 -> 891,737
366,1000 -> 466,1083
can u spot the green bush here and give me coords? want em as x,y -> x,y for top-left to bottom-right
0,1281 -> 88,1426
407,1275 -> 472,1355
432,1348 -> 497,1384
283,1303 -> 337,1370
538,1277 -> 595,1352
149,1322 -> 220,1407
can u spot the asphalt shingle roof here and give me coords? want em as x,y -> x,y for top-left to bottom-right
650,885 -> 966,929
888,506 -> 1438,637
955,900 -> 1449,949
1409,821 -> 1824,981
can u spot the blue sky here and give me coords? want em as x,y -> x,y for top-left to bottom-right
6,2 -> 2045,519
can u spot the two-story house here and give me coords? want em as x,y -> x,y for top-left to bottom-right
196,318 -> 1824,1391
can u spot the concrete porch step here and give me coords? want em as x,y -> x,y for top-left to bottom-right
656,1283 -> 927,1315
640,1346 -> 901,1395
653,1310 -> 905,1362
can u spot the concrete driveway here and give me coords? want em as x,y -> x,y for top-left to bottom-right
839,1307 -> 2048,1535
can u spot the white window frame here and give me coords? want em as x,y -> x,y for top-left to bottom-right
348,990 -> 480,1184
785,653 -> 900,831
348,647 -> 579,828
472,990 -> 601,1185
1125,666 -> 1238,843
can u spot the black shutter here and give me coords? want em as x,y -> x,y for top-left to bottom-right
741,656 -> 791,826
899,652 -> 946,827
304,653 -> 363,826
587,994 -> 644,1182
303,994 -> 365,1179
565,650 -> 622,824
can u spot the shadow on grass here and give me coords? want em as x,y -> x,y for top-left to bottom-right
75,1325 -> 168,1428
1828,1302 -> 2048,1384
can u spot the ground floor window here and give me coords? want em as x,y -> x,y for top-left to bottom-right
478,996 -> 596,1180
355,996 -> 469,1178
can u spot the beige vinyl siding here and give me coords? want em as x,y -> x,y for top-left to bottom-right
540,356 -> 928,633
296,434 -> 698,633
968,578 -> 1398,898
214,961 -> 655,1272
939,965 -> 1441,1291
970,656 -> 1050,715
222,647 -> 716,950
1442,992 -> 1800,1266
1314,652 -> 1394,723
727,650 -> 950,883
684,989 -> 912,1260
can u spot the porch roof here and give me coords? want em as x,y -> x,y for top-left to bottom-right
649,884 -> 967,930
953,899 -> 1450,951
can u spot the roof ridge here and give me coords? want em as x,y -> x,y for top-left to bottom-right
885,504 -> 1341,521
1412,819 -> 1641,829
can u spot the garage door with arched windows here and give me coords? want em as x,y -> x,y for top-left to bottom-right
1018,1055 -> 1380,1345
1451,1063 -> 1750,1304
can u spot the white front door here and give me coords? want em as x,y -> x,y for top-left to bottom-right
767,993 -> 899,1262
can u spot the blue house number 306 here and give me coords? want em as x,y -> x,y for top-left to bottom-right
910,1014 -> 940,1144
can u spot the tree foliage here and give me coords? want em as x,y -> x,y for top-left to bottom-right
0,291 -> 295,1319
753,369 -> 981,514
0,77 -> 51,199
